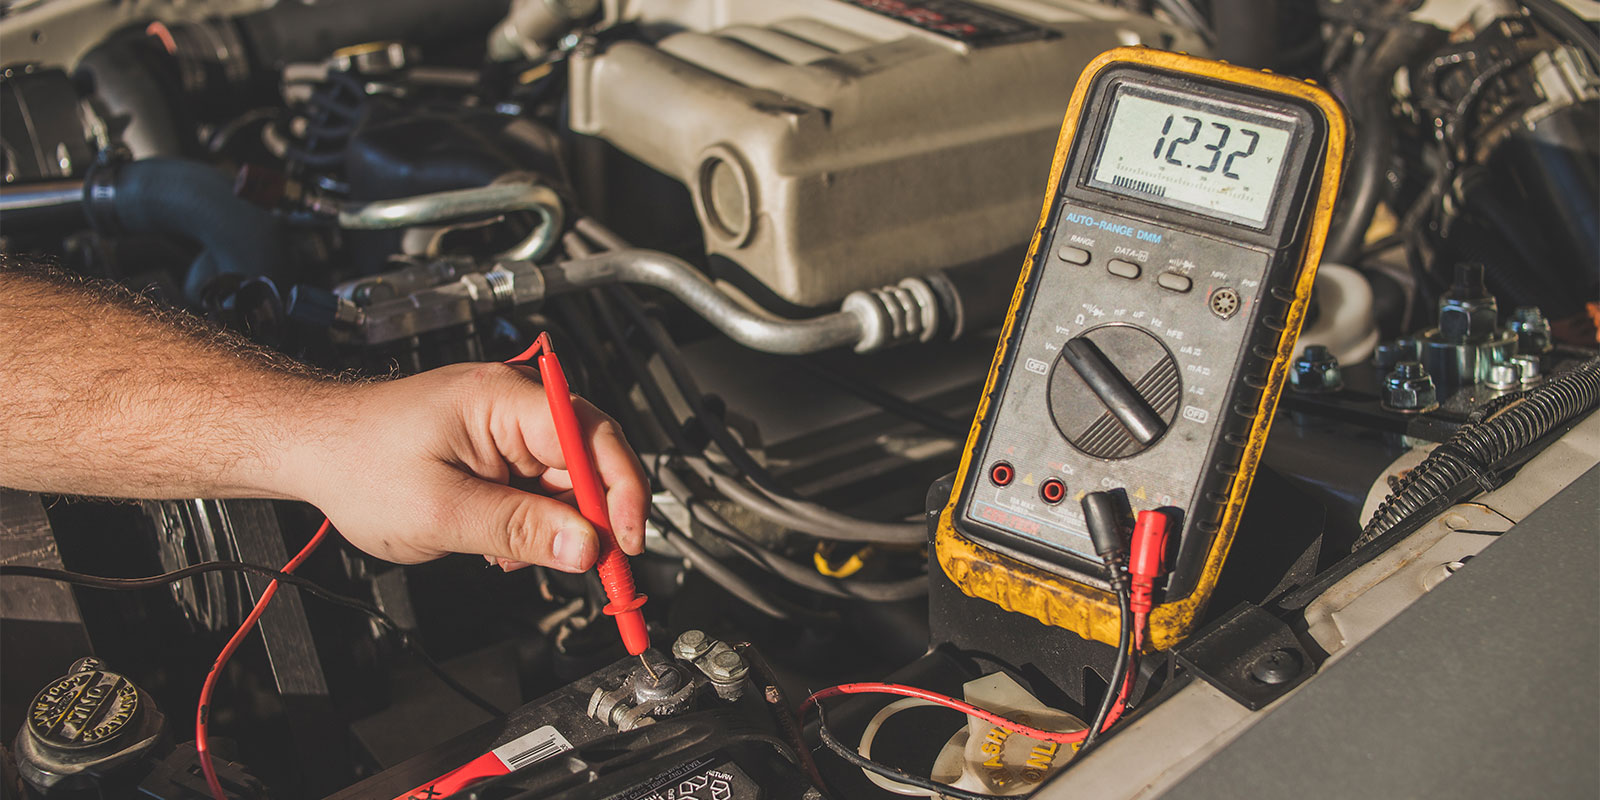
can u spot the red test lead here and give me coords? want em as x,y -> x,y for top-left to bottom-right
524,333 -> 652,663
1129,509 -> 1169,637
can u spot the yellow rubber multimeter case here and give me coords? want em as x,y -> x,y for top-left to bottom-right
936,47 -> 1348,652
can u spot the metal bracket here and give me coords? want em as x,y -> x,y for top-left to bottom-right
1174,603 -> 1315,710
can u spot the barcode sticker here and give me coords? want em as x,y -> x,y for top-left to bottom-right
491,725 -> 573,771
393,725 -> 573,800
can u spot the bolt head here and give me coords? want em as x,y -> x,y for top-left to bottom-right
672,630 -> 710,661
1249,649 -> 1303,685
707,650 -> 746,681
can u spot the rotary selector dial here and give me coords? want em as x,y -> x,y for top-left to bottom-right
1048,324 -> 1182,459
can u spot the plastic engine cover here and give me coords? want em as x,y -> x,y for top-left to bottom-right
570,0 -> 1200,306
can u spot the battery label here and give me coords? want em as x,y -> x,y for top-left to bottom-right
613,756 -> 758,800
392,725 -> 573,800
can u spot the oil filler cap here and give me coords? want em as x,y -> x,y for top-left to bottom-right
14,657 -> 166,793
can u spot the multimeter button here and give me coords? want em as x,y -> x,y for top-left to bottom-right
1057,246 -> 1091,265
1106,260 -> 1141,280
1156,272 -> 1193,293
1039,478 -> 1067,504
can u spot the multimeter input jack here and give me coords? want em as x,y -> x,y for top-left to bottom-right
1039,478 -> 1067,504
989,462 -> 1015,487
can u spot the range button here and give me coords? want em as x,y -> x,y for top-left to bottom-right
1157,272 -> 1193,293
1057,246 -> 1091,265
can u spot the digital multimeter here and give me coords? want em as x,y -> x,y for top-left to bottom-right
936,47 -> 1347,651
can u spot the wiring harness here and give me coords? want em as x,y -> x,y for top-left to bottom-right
1357,355 -> 1600,547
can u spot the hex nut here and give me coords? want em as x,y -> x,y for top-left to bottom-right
1290,345 -> 1344,393
1382,361 -> 1439,413
1437,264 -> 1498,344
1437,297 -> 1498,344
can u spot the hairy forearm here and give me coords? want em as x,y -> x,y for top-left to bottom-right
0,260 -> 347,502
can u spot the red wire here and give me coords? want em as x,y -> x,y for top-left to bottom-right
801,622 -> 1146,747
196,518 -> 333,800
195,340 -> 552,799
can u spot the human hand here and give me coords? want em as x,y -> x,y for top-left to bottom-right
285,362 -> 649,572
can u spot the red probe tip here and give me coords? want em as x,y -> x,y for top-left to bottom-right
608,602 -> 651,656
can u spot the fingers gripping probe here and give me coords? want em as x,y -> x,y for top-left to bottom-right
518,333 -> 654,677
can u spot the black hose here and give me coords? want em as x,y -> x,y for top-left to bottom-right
89,157 -> 286,302
1323,24 -> 1436,267
1356,356 -> 1600,548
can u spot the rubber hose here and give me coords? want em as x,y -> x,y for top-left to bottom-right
1356,356 -> 1600,547
102,158 -> 285,302
1323,24 -> 1435,267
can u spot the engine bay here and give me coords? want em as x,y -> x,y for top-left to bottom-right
1,1 -> 1597,798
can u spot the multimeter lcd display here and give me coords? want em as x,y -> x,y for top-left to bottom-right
1088,85 -> 1298,227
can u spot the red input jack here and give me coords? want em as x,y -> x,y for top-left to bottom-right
1039,477 -> 1067,504
989,462 -> 1014,487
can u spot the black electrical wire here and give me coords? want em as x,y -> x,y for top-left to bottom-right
815,706 -> 1008,800
654,458 -> 929,601
792,357 -> 969,438
591,290 -> 696,454
650,510 -> 832,623
0,562 -> 505,717
732,641 -> 827,789
674,453 -> 925,545
1081,586 -> 1133,751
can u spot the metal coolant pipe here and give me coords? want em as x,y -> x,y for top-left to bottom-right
0,180 -> 85,226
336,179 -> 565,262
539,249 -> 870,354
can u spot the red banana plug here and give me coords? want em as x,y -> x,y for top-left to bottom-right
1128,510 -> 1169,646
526,333 -> 650,658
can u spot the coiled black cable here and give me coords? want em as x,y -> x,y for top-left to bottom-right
1356,356 -> 1600,548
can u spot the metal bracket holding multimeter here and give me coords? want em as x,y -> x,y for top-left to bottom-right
936,47 -> 1348,651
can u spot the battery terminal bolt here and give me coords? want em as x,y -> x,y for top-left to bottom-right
672,629 -> 712,662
